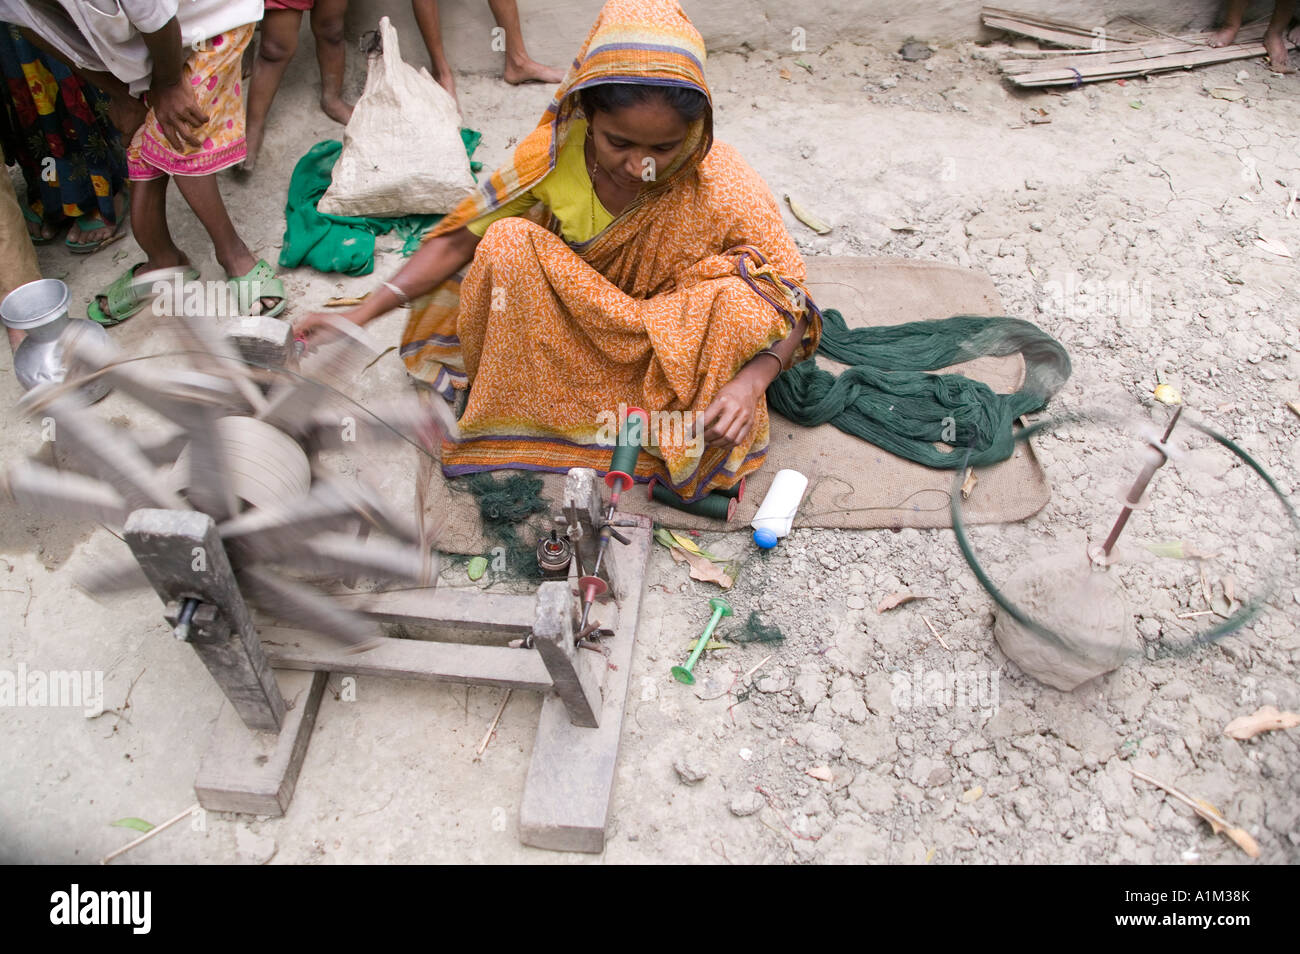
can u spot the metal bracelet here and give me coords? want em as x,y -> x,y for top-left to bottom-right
382,280 -> 410,308
754,348 -> 786,375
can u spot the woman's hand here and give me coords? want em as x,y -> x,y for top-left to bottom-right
696,370 -> 766,451
292,307 -> 365,346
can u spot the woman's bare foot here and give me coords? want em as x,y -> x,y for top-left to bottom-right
1209,24 -> 1240,47
1264,28 -> 1296,72
321,94 -> 353,125
503,55 -> 564,85
67,193 -> 128,250
25,217 -> 58,242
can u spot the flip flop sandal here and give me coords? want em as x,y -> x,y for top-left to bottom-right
21,206 -> 64,246
88,263 -> 199,327
227,258 -> 287,319
65,211 -> 128,254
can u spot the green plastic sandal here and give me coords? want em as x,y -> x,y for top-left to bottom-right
88,263 -> 199,327
227,258 -> 287,318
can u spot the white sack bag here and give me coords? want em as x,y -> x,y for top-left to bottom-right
318,16 -> 475,217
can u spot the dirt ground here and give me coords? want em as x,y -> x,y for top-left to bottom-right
1,27 -> 1298,864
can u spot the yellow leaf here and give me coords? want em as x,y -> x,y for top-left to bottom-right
669,530 -> 704,555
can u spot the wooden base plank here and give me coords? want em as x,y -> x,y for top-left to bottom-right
518,516 -> 651,853
194,669 -> 326,816
260,625 -> 553,691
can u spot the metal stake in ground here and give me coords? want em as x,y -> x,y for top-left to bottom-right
1090,404 -> 1183,566
672,597 -> 733,685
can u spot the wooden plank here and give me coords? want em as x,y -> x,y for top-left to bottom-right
260,625 -> 553,691
194,669 -> 326,816
531,581 -> 600,728
126,509 -> 285,731
1006,39 -> 1291,86
519,514 -> 651,853
334,588 -> 536,634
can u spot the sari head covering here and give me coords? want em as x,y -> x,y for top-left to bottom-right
424,0 -> 713,241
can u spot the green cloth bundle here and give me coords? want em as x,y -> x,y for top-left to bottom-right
766,310 -> 1071,468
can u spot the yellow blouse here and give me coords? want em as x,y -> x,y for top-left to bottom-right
464,119 -> 614,245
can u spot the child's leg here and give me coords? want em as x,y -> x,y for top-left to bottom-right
1264,0 -> 1297,71
171,173 -> 277,313
311,0 -> 352,124
91,173 -> 190,319
1210,0 -> 1248,47
411,0 -> 457,100
487,0 -> 564,85
130,176 -> 187,271
244,8 -> 304,171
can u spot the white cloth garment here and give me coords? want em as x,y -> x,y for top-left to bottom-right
0,0 -> 263,94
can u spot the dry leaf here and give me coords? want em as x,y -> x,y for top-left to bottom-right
1254,234 -> 1292,258
668,546 -> 734,588
960,467 -> 978,499
806,765 -> 833,782
960,785 -> 983,804
779,68 -> 791,80
324,295 -> 368,307
1208,87 -> 1246,101
1143,540 -> 1218,560
877,590 -> 928,613
1288,401 -> 1300,421
1224,705 -> 1300,740
784,194 -> 832,234
1223,827 -> 1261,858
1131,769 -> 1261,859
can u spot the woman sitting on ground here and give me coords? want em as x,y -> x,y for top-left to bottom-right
295,0 -> 821,502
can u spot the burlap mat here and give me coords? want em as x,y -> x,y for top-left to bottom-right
423,256 -> 1049,554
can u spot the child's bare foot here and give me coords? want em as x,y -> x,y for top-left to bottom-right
1264,28 -> 1296,72
431,67 -> 458,106
1209,24 -> 1240,47
321,95 -> 353,125
503,55 -> 564,85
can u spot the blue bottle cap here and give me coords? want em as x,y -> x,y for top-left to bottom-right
753,527 -> 778,549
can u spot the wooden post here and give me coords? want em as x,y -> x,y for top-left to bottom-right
124,509 -> 285,732
531,581 -> 600,728
520,516 -> 651,853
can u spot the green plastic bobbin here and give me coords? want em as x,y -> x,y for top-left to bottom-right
672,597 -> 733,685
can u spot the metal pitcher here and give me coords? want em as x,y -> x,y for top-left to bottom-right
1,278 -> 112,403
